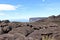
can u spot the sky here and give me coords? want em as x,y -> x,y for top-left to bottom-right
0,0 -> 60,21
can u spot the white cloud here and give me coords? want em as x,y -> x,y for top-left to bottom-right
0,4 -> 16,10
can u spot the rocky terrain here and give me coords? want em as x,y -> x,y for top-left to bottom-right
0,15 -> 60,40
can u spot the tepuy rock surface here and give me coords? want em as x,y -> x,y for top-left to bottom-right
0,15 -> 60,40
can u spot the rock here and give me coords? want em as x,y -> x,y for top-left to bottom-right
9,27 -> 34,36
2,26 -> 12,33
2,20 -> 10,23
26,24 -> 30,26
0,20 -> 2,23
7,23 -> 18,28
0,34 -> 14,40
47,23 -> 58,27
16,24 -> 22,27
27,30 -> 41,40
0,22 -> 8,27
32,25 -> 42,30
39,29 -> 53,35
26,24 -> 33,28
13,33 -> 27,40
0,27 -> 3,35
39,29 -> 54,40
52,32 -> 60,40
29,25 -> 33,28
0,33 -> 27,40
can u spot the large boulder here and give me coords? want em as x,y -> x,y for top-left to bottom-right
0,33 -> 27,40
32,25 -> 43,30
13,33 -> 27,40
9,27 -> 34,36
7,23 -> 18,28
0,22 -> 8,27
39,29 -> 53,35
2,26 -> 12,33
0,34 -> 14,40
27,30 -> 41,40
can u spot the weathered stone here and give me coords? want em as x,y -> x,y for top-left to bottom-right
0,22 -> 8,27
2,26 -> 12,33
27,30 -> 41,40
9,27 -> 34,36
0,27 -> 3,35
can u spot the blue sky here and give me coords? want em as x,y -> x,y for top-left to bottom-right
0,0 -> 60,21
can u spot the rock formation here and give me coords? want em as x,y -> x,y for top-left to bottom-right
0,15 -> 60,40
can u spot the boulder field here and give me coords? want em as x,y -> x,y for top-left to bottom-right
0,15 -> 60,40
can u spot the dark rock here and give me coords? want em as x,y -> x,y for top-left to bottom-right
32,26 -> 41,30
48,15 -> 56,19
2,20 -> 10,23
2,26 -> 12,33
29,25 -> 33,28
33,28 -> 39,30
26,24 -> 29,26
0,20 -> 2,23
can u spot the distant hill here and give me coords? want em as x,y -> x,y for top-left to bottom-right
29,17 -> 47,22
29,15 -> 60,22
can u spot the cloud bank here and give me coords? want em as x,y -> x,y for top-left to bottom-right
0,4 -> 16,10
